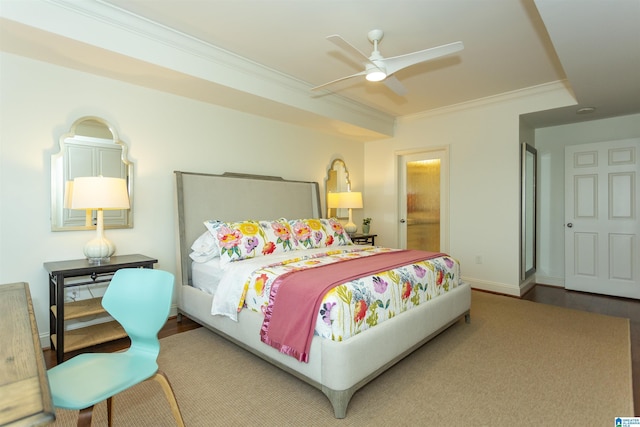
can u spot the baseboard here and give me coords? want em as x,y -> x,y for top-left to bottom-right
519,275 -> 537,296
535,275 -> 565,287
462,276 -> 520,297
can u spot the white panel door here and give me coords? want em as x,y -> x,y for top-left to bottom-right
565,138 -> 640,299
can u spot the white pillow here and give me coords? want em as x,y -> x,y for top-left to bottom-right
190,229 -> 219,258
189,250 -> 218,263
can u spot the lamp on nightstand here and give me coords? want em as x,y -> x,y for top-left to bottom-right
71,176 -> 130,264
328,191 -> 363,234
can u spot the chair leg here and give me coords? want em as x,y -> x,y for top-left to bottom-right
77,406 -> 94,427
107,396 -> 113,427
152,370 -> 185,427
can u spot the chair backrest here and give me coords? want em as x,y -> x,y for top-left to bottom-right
102,268 -> 174,356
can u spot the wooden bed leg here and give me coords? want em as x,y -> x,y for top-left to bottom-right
322,386 -> 355,419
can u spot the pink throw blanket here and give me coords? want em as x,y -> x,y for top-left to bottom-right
260,250 -> 445,362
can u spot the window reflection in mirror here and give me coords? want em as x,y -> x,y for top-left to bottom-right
325,159 -> 351,219
51,116 -> 133,231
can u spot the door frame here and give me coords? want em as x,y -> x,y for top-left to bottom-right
396,146 -> 450,253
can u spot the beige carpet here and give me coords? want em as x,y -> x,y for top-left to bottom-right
52,291 -> 634,426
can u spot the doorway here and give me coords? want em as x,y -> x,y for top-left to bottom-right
398,149 -> 449,253
564,138 -> 640,299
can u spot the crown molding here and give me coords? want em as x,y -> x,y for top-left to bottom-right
401,80 -> 572,123
1,0 -> 395,140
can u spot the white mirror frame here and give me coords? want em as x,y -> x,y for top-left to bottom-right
51,116 -> 133,231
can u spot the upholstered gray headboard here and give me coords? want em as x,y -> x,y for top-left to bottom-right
174,171 -> 321,286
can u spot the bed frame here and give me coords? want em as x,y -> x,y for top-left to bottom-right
174,170 -> 471,418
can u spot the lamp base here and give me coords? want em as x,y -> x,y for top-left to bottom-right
344,207 -> 358,234
344,222 -> 357,234
86,256 -> 111,265
83,236 -> 115,265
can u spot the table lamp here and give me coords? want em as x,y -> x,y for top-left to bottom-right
329,191 -> 362,234
71,176 -> 130,264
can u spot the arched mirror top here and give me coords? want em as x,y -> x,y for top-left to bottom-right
51,116 -> 134,231
325,158 -> 351,219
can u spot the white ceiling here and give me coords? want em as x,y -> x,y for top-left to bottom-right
101,0 -> 566,118
2,0 -> 639,135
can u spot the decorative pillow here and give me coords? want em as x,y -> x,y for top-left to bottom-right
288,218 -> 352,249
204,218 -> 296,266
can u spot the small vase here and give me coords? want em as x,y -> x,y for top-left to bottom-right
362,224 -> 370,234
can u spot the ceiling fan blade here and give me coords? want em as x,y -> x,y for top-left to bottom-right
311,70 -> 367,91
384,41 -> 464,75
383,75 -> 408,96
327,34 -> 372,65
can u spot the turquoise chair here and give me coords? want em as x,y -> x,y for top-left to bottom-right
47,268 -> 185,427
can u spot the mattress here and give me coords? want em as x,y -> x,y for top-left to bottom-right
191,260 -> 225,294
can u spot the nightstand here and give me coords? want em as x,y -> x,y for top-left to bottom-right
349,233 -> 377,245
44,254 -> 157,363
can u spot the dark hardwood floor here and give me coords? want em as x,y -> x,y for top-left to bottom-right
43,285 -> 638,415
522,284 -> 639,416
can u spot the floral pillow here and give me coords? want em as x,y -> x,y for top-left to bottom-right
288,218 -> 352,249
204,218 -> 296,266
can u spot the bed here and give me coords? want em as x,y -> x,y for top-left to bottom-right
174,171 -> 471,418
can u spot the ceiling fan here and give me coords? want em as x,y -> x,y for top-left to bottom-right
312,29 -> 463,96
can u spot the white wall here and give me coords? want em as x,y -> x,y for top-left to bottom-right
535,113 -> 640,286
5,49 -> 626,345
0,52 -> 364,346
364,86 -> 575,296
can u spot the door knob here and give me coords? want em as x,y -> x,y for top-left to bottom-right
567,223 -> 573,228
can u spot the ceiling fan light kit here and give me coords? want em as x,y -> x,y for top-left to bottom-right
312,29 -> 463,95
365,63 -> 386,82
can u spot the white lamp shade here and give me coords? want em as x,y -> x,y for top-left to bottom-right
333,191 -> 363,209
327,192 -> 340,209
71,177 -> 130,210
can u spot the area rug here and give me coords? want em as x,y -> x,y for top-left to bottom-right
51,291 -> 634,426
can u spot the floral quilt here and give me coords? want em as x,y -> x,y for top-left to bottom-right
225,247 -> 461,342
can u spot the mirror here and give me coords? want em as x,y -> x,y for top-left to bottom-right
51,116 -> 133,231
521,142 -> 536,280
325,158 -> 351,219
